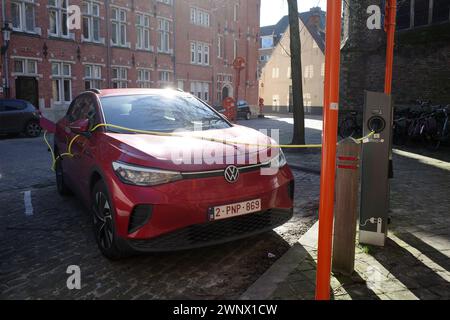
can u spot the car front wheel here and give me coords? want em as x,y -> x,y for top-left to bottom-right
91,180 -> 129,260
246,112 -> 251,120
55,156 -> 71,196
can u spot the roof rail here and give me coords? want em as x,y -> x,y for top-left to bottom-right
87,88 -> 101,94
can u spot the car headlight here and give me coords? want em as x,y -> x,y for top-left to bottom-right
112,161 -> 182,186
270,149 -> 287,168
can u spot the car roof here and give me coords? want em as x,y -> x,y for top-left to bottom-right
95,88 -> 189,98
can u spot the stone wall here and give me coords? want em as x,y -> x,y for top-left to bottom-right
340,0 -> 450,113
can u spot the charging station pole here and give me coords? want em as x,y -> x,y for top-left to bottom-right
315,0 -> 342,300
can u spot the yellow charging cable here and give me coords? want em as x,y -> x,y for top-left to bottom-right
44,123 -> 375,171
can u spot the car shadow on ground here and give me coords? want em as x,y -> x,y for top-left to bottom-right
0,185 -> 293,300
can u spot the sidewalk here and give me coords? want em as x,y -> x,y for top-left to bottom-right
242,149 -> 450,300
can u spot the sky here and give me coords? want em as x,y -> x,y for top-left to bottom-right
260,0 -> 327,27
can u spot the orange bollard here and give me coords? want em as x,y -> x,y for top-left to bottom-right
315,0 -> 343,300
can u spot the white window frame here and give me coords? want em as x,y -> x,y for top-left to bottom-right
137,69 -> 152,88
82,1 -> 102,43
190,41 -> 210,66
159,71 -> 172,85
190,7 -> 210,27
233,39 -> 238,60
217,34 -> 224,58
157,0 -> 173,5
84,64 -> 102,90
13,58 -> 38,76
136,13 -> 152,51
111,7 -> 129,47
111,67 -> 128,88
158,18 -> 172,54
51,61 -> 72,103
234,3 -> 239,22
48,0 -> 71,39
11,0 -> 39,34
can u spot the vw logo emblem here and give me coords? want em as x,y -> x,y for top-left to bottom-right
224,165 -> 239,183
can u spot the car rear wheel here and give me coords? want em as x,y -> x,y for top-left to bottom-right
25,121 -> 41,137
91,180 -> 130,260
55,156 -> 71,196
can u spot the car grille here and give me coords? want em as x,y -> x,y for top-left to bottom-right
128,208 -> 293,252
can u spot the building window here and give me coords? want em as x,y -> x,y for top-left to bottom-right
272,95 -> 279,107
233,39 -> 238,59
112,67 -> 128,88
111,7 -> 127,47
234,3 -> 239,22
82,1 -> 101,42
49,0 -> 70,38
433,0 -> 450,23
272,67 -> 279,78
158,18 -> 171,53
260,35 -> 274,49
397,0 -> 450,30
414,0 -> 430,27
177,80 -> 184,91
11,0 -> 37,33
51,62 -> 72,103
159,71 -> 172,86
157,0 -> 173,5
190,41 -> 210,66
190,7 -> 210,27
13,59 -> 38,75
84,64 -> 102,90
218,34 -> 224,58
190,82 -> 209,101
136,14 -> 151,50
137,69 -> 151,88
304,65 -> 314,78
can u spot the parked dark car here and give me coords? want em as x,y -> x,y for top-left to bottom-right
212,100 -> 252,120
236,100 -> 252,120
0,99 -> 42,137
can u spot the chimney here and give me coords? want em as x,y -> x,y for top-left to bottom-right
308,7 -> 322,31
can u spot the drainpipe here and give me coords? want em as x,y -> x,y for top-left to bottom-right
172,0 -> 176,86
2,0 -> 10,98
105,0 -> 112,88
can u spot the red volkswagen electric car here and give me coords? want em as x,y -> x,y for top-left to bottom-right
54,89 -> 294,259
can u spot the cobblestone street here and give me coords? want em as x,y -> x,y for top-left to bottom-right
0,116 -> 321,300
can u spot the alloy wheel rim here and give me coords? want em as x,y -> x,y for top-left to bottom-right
27,123 -> 40,136
93,192 -> 114,250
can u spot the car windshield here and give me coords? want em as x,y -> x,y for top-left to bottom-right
100,94 -> 230,133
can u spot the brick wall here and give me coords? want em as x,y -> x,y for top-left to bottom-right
1,0 -> 260,121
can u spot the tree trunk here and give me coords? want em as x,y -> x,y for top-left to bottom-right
287,0 -> 306,145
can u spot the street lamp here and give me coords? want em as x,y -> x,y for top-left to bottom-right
1,22 -> 12,98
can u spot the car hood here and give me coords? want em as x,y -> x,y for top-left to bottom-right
103,125 -> 278,172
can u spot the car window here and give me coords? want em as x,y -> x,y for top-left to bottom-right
67,95 -> 97,127
2,100 -> 26,111
100,94 -> 230,133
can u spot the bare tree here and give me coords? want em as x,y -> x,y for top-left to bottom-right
287,0 -> 306,145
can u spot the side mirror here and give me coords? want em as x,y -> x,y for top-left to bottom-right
69,119 -> 90,134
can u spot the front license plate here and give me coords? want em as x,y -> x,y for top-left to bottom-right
212,199 -> 261,221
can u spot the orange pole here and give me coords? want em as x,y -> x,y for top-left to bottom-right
315,0 -> 342,300
384,0 -> 397,94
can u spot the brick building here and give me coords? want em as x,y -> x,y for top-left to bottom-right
0,0 -> 260,121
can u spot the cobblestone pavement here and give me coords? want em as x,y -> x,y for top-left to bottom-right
0,117 -> 321,300
242,141 -> 450,300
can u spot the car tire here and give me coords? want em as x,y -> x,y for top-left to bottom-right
25,120 -> 42,138
91,180 -> 130,260
55,155 -> 71,196
246,112 -> 251,120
